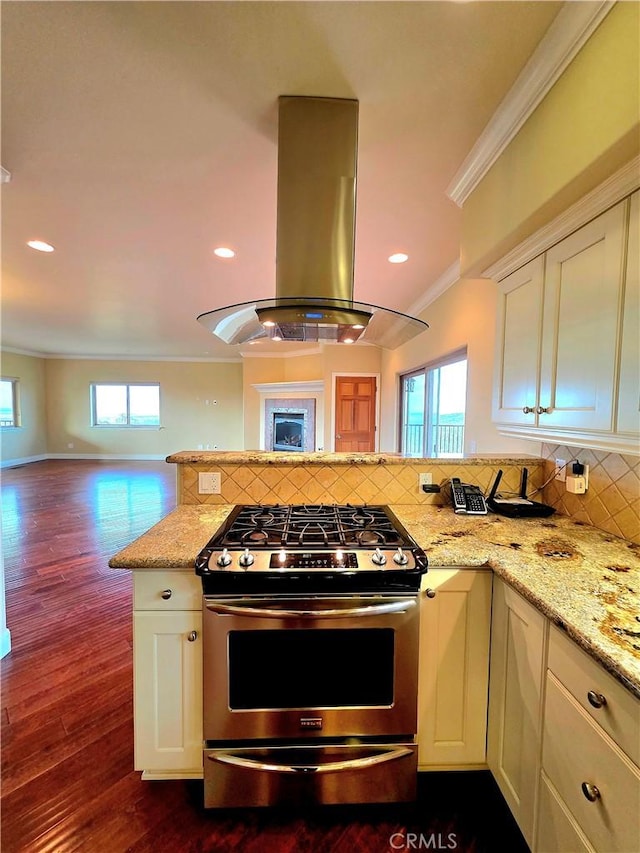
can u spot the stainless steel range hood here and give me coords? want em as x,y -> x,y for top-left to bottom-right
197,96 -> 428,347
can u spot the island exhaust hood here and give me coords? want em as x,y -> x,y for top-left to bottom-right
197,96 -> 428,347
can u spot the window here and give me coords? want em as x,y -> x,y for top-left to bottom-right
0,378 -> 19,428
400,353 -> 467,458
91,383 -> 160,427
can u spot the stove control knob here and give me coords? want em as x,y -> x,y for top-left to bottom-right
216,548 -> 233,568
393,548 -> 409,566
371,547 -> 387,566
238,548 -> 255,568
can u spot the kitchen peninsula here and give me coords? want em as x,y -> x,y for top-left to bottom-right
110,451 -> 640,851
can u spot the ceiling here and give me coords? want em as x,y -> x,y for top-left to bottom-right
1,1 -> 562,361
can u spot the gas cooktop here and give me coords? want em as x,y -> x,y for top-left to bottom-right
195,504 -> 428,595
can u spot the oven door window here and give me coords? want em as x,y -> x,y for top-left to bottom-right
228,628 -> 394,709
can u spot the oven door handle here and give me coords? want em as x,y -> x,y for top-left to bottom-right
203,598 -> 416,619
207,746 -> 413,774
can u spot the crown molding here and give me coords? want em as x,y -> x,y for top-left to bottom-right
483,156 -> 640,282
0,347 -> 241,363
446,1 -> 615,208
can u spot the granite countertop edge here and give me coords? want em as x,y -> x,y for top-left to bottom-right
109,504 -> 640,700
165,451 -> 543,466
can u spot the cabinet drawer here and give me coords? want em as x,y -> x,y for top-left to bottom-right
548,625 -> 639,765
542,673 -> 640,853
134,571 -> 201,611
537,772 -> 594,853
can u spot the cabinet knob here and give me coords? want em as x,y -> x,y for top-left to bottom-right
587,690 -> 607,709
536,405 -> 550,414
522,406 -> 534,414
424,588 -> 436,599
187,631 -> 198,642
161,589 -> 172,600
581,782 -> 601,802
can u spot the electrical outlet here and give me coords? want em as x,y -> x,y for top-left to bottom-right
419,473 -> 432,492
198,472 -> 221,494
554,458 -> 567,482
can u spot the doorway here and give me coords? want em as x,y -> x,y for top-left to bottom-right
334,375 -> 378,452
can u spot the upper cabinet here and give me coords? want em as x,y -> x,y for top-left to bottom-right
493,192 -> 639,454
617,192 -> 640,436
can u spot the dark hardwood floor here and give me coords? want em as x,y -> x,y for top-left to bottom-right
1,460 -> 529,852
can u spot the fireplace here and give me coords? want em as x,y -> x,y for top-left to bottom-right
273,413 -> 304,451
263,398 -> 316,452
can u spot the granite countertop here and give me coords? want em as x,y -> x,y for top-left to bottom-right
109,504 -> 640,699
166,450 -> 542,466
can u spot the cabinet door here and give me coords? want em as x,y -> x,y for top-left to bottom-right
134,610 -> 203,776
418,570 -> 492,768
539,203 -> 626,431
493,256 -> 544,425
617,191 -> 639,435
487,579 -> 547,848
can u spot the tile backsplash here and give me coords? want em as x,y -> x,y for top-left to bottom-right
177,459 -> 543,509
542,444 -> 640,544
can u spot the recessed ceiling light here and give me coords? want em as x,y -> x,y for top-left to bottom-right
342,337 -> 354,344
213,247 -> 235,259
388,253 -> 408,264
27,239 -> 55,253
352,324 -> 365,330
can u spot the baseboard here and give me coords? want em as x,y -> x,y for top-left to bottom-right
48,453 -> 166,461
1,453 -> 165,468
0,453 -> 48,469
0,627 -> 12,659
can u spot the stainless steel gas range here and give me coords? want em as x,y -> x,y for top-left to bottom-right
194,503 -> 428,809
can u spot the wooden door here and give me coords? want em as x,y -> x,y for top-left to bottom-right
334,376 -> 377,451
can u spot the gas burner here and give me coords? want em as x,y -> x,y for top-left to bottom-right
351,509 -> 375,527
357,529 -> 386,546
243,529 -> 270,545
250,510 -> 276,527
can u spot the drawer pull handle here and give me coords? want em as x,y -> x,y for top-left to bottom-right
536,405 -> 550,414
424,588 -> 436,599
522,406 -> 534,414
161,589 -> 172,600
581,782 -> 601,802
187,631 -> 198,642
587,690 -> 607,709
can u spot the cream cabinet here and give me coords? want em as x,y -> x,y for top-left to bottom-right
487,579 -> 547,848
536,626 -> 640,853
417,569 -> 492,768
617,191 -> 639,435
493,195 -> 638,453
133,571 -> 203,779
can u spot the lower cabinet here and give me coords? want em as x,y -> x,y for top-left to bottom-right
487,578 -> 547,848
133,572 -> 203,779
417,569 -> 492,768
488,580 -> 640,853
536,627 -> 640,853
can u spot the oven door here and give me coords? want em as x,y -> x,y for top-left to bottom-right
202,594 -> 419,742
